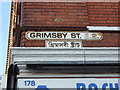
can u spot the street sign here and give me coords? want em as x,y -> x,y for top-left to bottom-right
45,41 -> 82,48
17,78 -> 119,89
26,31 -> 103,40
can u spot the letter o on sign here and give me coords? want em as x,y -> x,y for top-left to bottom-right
89,83 -> 98,90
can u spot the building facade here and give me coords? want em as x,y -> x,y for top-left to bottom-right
6,0 -> 119,89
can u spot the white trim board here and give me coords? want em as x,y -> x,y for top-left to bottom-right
10,47 -> 119,65
17,74 -> 119,78
87,26 -> 120,31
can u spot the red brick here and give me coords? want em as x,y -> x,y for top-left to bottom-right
15,2 -> 120,47
83,33 -> 120,47
21,2 -> 119,27
21,2 -> 89,27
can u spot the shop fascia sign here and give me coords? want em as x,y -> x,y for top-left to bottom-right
26,31 -> 103,40
17,78 -> 119,89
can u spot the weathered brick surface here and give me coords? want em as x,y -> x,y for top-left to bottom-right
22,2 -> 89,27
87,2 -> 119,26
17,2 -> 119,47
83,32 -> 119,47
21,2 -> 119,27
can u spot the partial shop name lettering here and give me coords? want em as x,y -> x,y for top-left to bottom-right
26,31 -> 103,40
77,83 -> 119,90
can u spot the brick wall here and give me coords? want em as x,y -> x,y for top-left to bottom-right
20,2 -> 119,27
21,2 -> 89,27
87,2 -> 119,26
83,32 -> 119,47
15,2 -> 119,47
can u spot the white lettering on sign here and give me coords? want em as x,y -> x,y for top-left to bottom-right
46,41 -> 82,48
26,32 -> 103,40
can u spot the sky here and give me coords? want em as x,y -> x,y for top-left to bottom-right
0,1 -> 11,75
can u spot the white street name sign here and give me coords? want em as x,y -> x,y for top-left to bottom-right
26,31 -> 103,40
